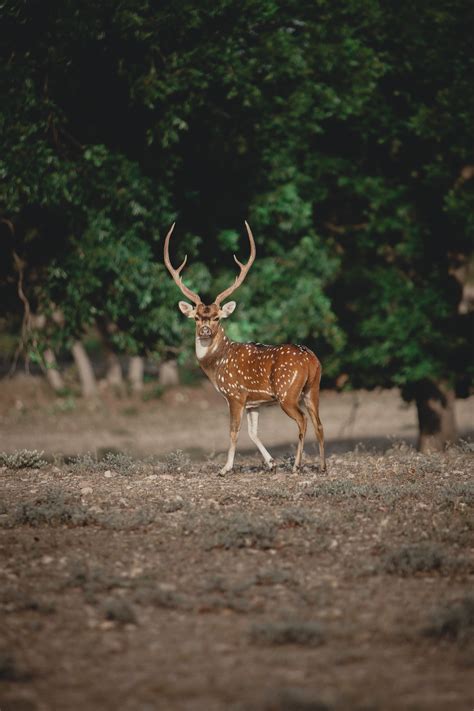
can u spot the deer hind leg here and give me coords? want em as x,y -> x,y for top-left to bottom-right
219,399 -> 245,476
246,408 -> 275,470
304,381 -> 327,473
280,399 -> 307,473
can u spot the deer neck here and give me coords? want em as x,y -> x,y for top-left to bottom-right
195,326 -> 230,381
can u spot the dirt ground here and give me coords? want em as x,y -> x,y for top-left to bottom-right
0,377 -> 473,711
0,374 -> 473,460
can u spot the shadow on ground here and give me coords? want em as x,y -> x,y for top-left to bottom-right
104,430 -> 474,464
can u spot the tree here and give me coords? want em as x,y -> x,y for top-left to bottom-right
0,2 -> 181,369
0,0 -> 472,451
323,0 -> 474,450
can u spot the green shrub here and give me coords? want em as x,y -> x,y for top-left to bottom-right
209,514 -> 277,550
0,449 -> 47,469
382,545 -> 444,575
102,597 -> 137,625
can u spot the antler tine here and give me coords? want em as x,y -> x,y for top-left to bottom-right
214,221 -> 256,306
163,223 -> 201,305
175,254 -> 188,274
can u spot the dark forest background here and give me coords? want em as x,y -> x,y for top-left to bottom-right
0,0 -> 473,449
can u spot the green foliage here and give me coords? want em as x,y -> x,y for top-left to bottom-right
0,0 -> 472,399
0,450 -> 47,469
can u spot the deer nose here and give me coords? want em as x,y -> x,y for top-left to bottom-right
199,325 -> 212,337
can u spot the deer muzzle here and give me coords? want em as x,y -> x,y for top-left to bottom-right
199,325 -> 212,338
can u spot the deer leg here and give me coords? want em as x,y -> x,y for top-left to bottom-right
304,383 -> 327,473
304,394 -> 327,473
304,372 -> 326,472
280,400 -> 307,473
219,399 -> 245,476
246,408 -> 275,470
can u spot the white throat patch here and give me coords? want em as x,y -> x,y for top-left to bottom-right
195,337 -> 214,360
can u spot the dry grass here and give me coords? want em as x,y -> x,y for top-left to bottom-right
0,444 -> 472,711
250,620 -> 325,647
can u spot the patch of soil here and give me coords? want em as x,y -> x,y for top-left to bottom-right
0,445 -> 473,710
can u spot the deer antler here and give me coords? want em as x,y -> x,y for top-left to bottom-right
163,223 -> 202,305
214,221 -> 256,306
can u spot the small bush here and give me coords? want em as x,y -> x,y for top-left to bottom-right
99,451 -> 138,475
255,489 -> 292,503
67,562 -> 129,604
162,498 -> 184,513
102,597 -> 137,625
438,482 -> 474,507
382,545 -> 444,575
67,453 -> 98,472
250,621 -> 324,647
304,479 -> 425,505
0,449 -> 47,469
134,585 -> 188,610
68,451 -> 141,475
4,489 -> 90,528
279,508 -> 313,528
164,449 -> 191,474
424,596 -> 474,643
95,508 -> 157,530
149,589 -> 187,609
304,481 -> 366,499
0,588 -> 55,614
209,514 -> 277,550
4,496 -> 157,531
453,439 -> 474,454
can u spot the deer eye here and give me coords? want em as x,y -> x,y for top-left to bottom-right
212,317 -> 219,322
194,317 -> 199,321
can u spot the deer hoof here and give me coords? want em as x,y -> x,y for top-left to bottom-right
218,467 -> 230,477
266,458 -> 276,471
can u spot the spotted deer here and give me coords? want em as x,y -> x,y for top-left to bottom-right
164,222 -> 326,476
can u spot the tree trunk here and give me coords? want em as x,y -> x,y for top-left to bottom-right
43,348 -> 65,392
128,356 -> 144,393
30,313 -> 64,393
72,341 -> 97,397
96,319 -> 123,388
159,359 -> 179,387
105,350 -> 123,388
415,380 -> 457,452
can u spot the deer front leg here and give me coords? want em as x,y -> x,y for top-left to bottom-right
219,399 -> 245,476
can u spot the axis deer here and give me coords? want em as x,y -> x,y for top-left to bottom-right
164,222 -> 326,476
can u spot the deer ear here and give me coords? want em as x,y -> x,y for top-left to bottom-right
219,301 -> 236,318
178,301 -> 196,318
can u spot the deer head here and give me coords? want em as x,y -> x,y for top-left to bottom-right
164,221 -> 256,341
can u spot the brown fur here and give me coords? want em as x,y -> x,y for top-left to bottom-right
194,315 -> 326,474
